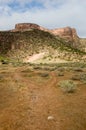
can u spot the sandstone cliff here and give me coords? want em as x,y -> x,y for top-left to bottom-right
11,23 -> 49,33
50,27 -> 78,41
11,23 -> 79,46
0,23 -> 84,50
12,23 -> 40,32
11,23 -> 78,41
0,23 -> 85,63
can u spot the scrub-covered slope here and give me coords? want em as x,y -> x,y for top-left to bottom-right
0,24 -> 86,63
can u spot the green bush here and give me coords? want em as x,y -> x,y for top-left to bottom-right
58,80 -> 77,93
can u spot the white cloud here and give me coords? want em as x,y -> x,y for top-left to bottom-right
0,0 -> 86,37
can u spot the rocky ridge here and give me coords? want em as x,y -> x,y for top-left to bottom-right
12,23 -> 78,42
0,23 -> 86,63
10,23 -> 81,50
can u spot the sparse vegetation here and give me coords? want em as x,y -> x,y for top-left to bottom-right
0,26 -> 86,130
38,72 -> 49,77
71,74 -> 81,81
73,67 -> 83,72
21,68 -> 33,73
80,73 -> 86,84
0,62 -> 86,130
0,29 -> 86,63
33,66 -> 41,70
58,80 -> 77,93
71,73 -> 86,84
58,72 -> 64,76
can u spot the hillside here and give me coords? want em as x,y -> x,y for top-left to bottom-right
0,24 -> 86,130
0,24 -> 86,63
79,38 -> 86,52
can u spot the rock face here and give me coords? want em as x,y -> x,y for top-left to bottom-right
9,23 -> 80,49
0,24 -> 85,62
11,23 -> 78,42
13,23 -> 40,32
50,27 -> 78,41
50,27 -> 80,48
13,23 -> 49,32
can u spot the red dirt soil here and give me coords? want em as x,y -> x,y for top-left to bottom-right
0,65 -> 86,130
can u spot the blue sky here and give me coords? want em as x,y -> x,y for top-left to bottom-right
0,0 -> 86,37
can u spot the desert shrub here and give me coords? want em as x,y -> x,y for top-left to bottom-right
43,67 -> 57,71
58,80 -> 77,93
49,67 -> 57,71
73,68 -> 83,72
82,80 -> 86,84
80,73 -> 86,80
42,67 -> 50,71
0,75 -> 4,81
1,59 -> 9,64
71,74 -> 81,81
33,66 -> 42,70
58,67 -> 65,71
38,72 -> 49,77
71,73 -> 86,83
80,73 -> 86,84
58,72 -> 64,76
21,68 -> 33,73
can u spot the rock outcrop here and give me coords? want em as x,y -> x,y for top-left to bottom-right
12,23 -> 40,32
0,24 -> 85,62
12,23 -> 49,32
49,27 -> 80,48
7,23 -> 82,50
50,27 -> 78,41
11,23 -> 78,42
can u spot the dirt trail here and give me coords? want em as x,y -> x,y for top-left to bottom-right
17,72 -> 61,130
0,66 -> 86,130
0,70 -> 61,130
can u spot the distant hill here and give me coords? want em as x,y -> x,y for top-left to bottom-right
0,23 -> 86,63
